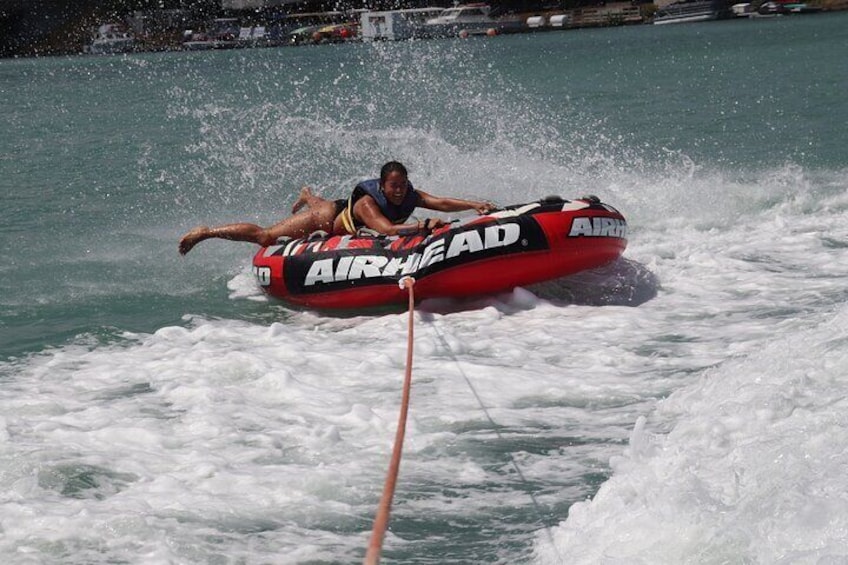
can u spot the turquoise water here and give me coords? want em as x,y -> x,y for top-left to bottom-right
1,14 -> 847,563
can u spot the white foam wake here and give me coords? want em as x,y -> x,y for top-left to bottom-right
537,304 -> 848,563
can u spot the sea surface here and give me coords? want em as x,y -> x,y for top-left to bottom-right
2,14 -> 848,564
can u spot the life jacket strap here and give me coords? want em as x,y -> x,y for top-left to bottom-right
340,198 -> 357,235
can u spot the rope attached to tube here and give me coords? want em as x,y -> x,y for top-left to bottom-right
363,276 -> 416,565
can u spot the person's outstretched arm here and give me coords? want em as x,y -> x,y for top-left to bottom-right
417,191 -> 495,214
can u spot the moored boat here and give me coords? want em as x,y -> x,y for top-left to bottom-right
422,3 -> 522,37
182,18 -> 240,50
653,0 -> 721,24
252,196 -> 627,309
86,23 -> 136,55
753,1 -> 823,15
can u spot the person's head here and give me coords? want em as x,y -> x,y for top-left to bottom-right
379,161 -> 409,205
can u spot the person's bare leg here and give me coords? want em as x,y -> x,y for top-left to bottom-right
291,186 -> 312,214
179,225 -> 210,255
291,186 -> 331,214
179,223 -> 270,255
268,200 -> 339,240
179,200 -> 340,255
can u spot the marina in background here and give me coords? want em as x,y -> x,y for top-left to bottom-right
84,0 -> 844,52
1,0 -> 845,57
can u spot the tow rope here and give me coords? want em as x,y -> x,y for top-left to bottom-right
362,278 -> 562,563
363,276 -> 416,565
427,321 -> 565,564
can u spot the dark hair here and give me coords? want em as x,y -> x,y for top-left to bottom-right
380,161 -> 408,185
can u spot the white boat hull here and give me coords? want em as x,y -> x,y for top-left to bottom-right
653,13 -> 717,24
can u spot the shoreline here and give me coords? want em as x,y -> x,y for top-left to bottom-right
2,0 -> 846,60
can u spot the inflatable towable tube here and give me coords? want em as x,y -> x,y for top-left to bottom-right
252,196 -> 627,309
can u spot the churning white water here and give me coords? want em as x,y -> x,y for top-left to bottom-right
3,16 -> 848,563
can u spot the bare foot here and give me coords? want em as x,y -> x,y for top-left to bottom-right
291,186 -> 313,214
178,226 -> 209,255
